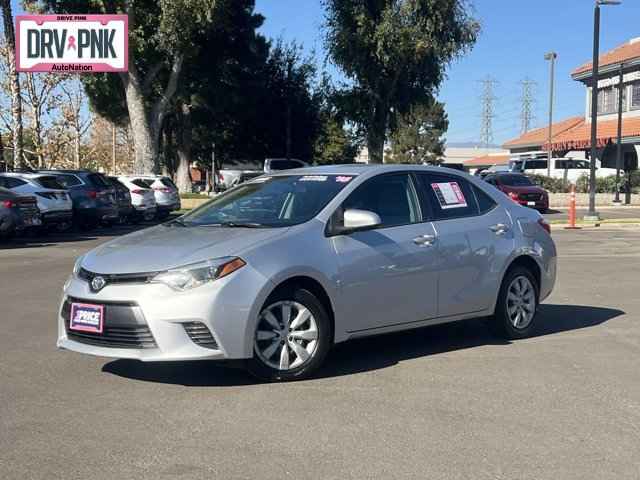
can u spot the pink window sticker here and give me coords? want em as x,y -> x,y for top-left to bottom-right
335,176 -> 353,183
431,182 -> 468,209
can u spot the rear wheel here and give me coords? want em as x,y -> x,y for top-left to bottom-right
491,266 -> 539,339
247,288 -> 331,382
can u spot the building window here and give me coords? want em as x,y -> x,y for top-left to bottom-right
631,82 -> 640,110
598,86 -> 617,115
595,85 -> 628,115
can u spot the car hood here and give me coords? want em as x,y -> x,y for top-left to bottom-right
82,224 -> 288,274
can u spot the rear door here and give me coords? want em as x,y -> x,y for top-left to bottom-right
415,172 -> 514,317
332,172 -> 439,333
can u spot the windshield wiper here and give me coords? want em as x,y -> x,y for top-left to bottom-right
202,222 -> 265,228
166,218 -> 191,227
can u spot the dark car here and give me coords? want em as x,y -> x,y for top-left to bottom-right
107,176 -> 134,224
484,173 -> 549,212
37,170 -> 119,229
0,187 -> 42,239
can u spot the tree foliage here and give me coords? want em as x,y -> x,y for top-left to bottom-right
388,100 -> 448,164
323,0 -> 479,163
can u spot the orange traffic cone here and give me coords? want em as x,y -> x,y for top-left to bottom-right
565,184 -> 581,230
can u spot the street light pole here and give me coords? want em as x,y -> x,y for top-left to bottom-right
587,0 -> 622,220
545,52 -> 557,178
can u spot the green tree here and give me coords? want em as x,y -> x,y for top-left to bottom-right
323,0 -> 478,163
30,0 -> 217,173
389,100 -> 447,164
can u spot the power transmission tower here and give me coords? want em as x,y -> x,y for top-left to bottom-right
520,78 -> 537,134
479,77 -> 498,148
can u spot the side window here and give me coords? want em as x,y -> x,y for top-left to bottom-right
2,177 -> 26,188
417,173 -> 479,221
341,173 -> 420,228
472,185 -> 497,214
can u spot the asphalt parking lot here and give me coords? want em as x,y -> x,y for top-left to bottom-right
1,226 -> 639,479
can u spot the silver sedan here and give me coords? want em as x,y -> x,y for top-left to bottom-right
57,165 -> 556,381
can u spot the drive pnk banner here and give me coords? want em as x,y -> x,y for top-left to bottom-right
16,14 -> 128,73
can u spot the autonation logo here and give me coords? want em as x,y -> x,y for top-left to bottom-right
16,14 -> 128,73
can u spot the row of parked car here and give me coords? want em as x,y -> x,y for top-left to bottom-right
0,169 -> 181,240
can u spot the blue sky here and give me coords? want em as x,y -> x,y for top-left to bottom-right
255,0 -> 640,146
9,0 -> 639,146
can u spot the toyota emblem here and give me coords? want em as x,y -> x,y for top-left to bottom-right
91,276 -> 106,292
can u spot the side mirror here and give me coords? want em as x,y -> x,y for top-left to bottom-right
343,209 -> 381,232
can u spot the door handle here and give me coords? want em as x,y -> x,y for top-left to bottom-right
489,223 -> 509,235
413,234 -> 437,246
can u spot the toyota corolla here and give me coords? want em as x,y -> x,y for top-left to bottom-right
57,165 -> 556,381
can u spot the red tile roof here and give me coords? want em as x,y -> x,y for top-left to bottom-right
573,39 -> 640,76
503,117 -> 584,148
545,115 -> 640,151
465,154 -> 510,167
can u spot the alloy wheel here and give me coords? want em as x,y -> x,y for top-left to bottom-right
506,275 -> 536,329
254,300 -> 319,371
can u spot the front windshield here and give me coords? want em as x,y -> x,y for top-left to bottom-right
499,175 -> 533,186
180,174 -> 355,227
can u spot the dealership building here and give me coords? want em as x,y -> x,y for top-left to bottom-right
469,37 -> 640,171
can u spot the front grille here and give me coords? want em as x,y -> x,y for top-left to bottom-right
62,297 -> 157,349
78,268 -> 157,288
520,193 -> 542,201
183,322 -> 218,349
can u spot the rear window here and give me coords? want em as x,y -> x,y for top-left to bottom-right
269,160 -> 304,170
131,179 -> 154,189
35,176 -> 65,190
88,173 -> 112,189
498,175 -> 533,186
53,174 -> 82,187
160,178 -> 177,189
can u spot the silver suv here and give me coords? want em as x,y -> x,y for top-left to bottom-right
58,165 -> 556,381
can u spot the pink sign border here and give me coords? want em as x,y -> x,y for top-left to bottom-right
16,14 -> 128,73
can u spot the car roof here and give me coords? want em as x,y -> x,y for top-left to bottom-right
267,164 -> 466,177
0,172 -> 58,179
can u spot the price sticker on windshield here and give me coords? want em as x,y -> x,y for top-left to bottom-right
431,182 -> 467,209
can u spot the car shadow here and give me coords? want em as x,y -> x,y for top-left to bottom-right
101,304 -> 624,387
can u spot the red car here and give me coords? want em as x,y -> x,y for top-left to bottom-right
484,173 -> 549,212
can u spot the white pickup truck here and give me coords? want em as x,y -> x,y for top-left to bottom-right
217,158 -> 308,191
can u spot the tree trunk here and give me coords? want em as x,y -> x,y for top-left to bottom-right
175,103 -> 192,193
367,101 -> 387,164
120,67 -> 156,174
1,0 -> 24,169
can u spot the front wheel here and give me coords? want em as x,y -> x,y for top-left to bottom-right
490,266 -> 539,339
247,288 -> 331,382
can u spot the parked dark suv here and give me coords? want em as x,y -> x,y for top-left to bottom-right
38,170 -> 119,229
0,187 -> 41,239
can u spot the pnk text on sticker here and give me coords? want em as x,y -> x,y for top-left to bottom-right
16,15 -> 128,73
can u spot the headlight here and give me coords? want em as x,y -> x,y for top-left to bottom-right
72,255 -> 85,277
151,257 -> 246,291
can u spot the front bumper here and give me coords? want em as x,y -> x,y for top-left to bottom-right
57,264 -> 272,362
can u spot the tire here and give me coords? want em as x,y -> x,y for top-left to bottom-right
490,266 -> 539,340
247,288 -> 331,382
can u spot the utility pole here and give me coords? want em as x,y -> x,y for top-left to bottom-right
614,63 -> 624,204
479,77 -> 498,149
520,78 -> 536,135
544,52 -> 557,177
587,0 -> 622,221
